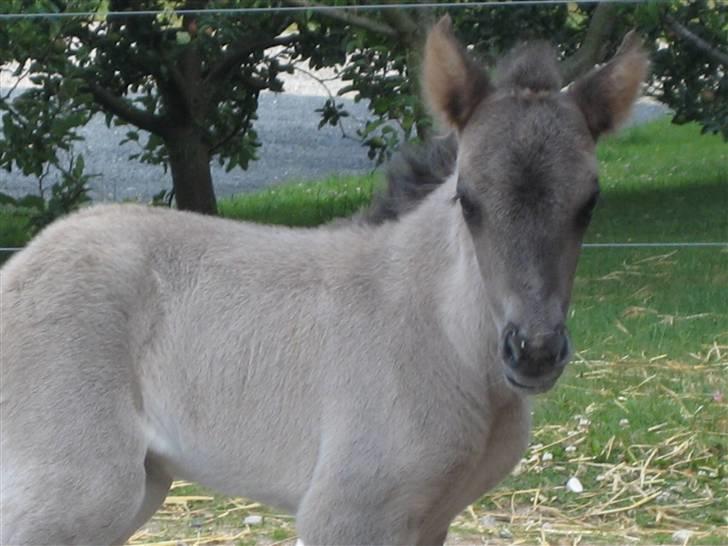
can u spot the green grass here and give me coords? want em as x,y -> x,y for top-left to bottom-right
0,205 -> 32,248
592,119 -> 727,244
571,119 -> 727,361
219,174 -> 379,227
1,119 -> 726,544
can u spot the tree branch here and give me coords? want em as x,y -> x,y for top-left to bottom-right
664,14 -> 728,67
379,9 -> 418,38
204,33 -> 300,85
373,0 -> 435,40
241,75 -> 269,91
168,64 -> 192,106
209,116 -> 247,154
560,2 -> 620,83
282,0 -> 397,36
85,81 -> 167,135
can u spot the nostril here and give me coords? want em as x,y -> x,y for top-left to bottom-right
557,332 -> 571,365
503,325 -> 524,367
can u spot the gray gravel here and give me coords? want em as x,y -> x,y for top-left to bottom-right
625,98 -> 671,128
0,67 -> 670,203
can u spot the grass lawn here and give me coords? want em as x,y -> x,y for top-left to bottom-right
219,174 -> 378,227
1,119 -> 726,544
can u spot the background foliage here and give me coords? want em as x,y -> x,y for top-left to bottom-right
0,0 -> 725,219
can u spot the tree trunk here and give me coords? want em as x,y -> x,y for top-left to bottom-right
166,129 -> 217,215
560,2 -> 620,84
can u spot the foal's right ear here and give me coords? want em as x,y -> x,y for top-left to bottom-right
423,16 -> 492,131
569,31 -> 650,139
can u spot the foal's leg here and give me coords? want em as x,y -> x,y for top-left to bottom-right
295,456 -> 424,546
296,486 -> 451,545
1,426 -> 150,545
1,354 -> 153,544
111,456 -> 173,545
296,483 -> 420,546
0,261 -> 170,544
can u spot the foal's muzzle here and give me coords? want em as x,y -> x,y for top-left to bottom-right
501,324 -> 571,394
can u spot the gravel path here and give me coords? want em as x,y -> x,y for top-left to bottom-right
0,67 -> 669,203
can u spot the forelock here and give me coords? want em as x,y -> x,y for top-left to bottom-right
495,42 -> 562,92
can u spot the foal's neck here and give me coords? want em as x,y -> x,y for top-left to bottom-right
386,178 -> 502,384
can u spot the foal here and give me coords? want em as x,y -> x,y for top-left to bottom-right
0,18 -> 647,545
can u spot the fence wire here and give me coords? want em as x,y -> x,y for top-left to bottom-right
1,243 -> 727,254
0,0 -> 667,20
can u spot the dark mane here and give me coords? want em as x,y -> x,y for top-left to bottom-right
364,133 -> 457,224
363,42 -> 562,225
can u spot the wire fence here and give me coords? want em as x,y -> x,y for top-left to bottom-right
1,242 -> 727,254
0,0 -> 668,20
581,243 -> 728,248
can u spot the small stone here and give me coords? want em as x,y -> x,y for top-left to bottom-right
619,418 -> 630,428
512,459 -> 526,476
244,515 -> 263,526
479,515 -> 496,529
565,445 -> 577,454
542,451 -> 554,462
566,476 -> 584,493
657,491 -> 675,504
499,527 -> 513,539
672,529 -> 693,543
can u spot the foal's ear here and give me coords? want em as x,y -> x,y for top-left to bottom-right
423,16 -> 492,130
569,31 -> 650,139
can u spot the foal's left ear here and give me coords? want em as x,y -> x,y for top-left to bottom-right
569,31 -> 650,139
423,16 -> 492,131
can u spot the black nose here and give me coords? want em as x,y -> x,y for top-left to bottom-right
502,324 -> 571,377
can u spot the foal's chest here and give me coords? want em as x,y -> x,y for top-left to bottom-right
434,395 -> 531,528
473,395 -> 531,492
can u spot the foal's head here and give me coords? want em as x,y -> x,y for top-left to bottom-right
424,17 -> 648,394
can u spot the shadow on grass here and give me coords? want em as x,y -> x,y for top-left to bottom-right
589,179 -> 728,243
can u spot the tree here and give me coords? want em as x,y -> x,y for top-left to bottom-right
639,0 -> 727,139
1,0 -> 318,215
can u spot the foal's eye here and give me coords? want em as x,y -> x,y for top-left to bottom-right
456,189 -> 481,224
577,190 -> 600,226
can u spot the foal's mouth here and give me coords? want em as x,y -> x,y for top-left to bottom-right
503,368 -> 564,395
